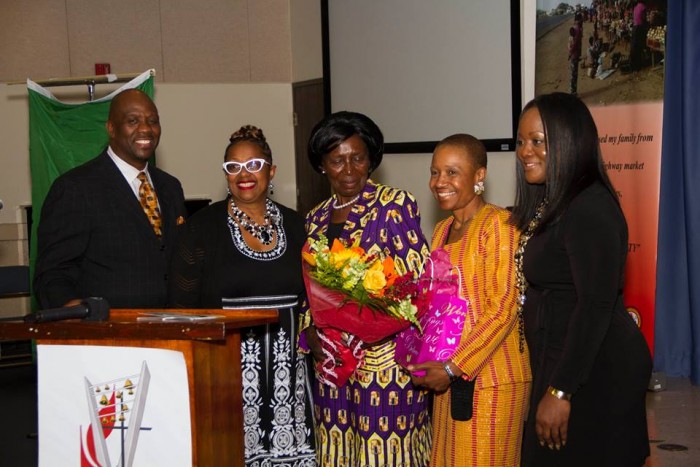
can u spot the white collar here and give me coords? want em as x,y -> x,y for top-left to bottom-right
107,146 -> 150,184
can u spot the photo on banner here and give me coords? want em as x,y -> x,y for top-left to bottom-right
534,0 -> 667,352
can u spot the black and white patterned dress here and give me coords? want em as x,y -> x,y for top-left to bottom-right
169,199 -> 315,467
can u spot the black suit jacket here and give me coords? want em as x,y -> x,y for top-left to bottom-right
34,150 -> 187,309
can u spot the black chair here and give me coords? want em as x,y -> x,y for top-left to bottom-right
0,266 -> 38,458
0,265 -> 33,367
0,265 -> 30,297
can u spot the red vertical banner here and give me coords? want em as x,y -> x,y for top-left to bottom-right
589,104 -> 662,353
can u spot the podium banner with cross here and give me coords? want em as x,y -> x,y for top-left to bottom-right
37,345 -> 191,467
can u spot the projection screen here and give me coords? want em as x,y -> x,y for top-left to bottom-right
323,0 -> 521,153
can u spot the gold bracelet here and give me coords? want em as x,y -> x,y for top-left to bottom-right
547,385 -> 572,401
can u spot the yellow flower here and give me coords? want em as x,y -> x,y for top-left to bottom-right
329,239 -> 364,266
331,249 -> 358,266
362,261 -> 387,294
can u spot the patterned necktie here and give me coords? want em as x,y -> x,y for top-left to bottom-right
137,172 -> 162,237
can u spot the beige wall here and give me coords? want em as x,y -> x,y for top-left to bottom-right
522,0 -> 537,104
0,224 -> 28,267
0,84 -> 32,226
374,152 -> 519,239
154,83 -> 296,207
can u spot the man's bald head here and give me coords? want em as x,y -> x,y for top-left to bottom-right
106,89 -> 161,170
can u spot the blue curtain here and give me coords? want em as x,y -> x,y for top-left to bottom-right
654,1 -> 700,385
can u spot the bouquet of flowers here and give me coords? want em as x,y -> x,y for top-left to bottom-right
302,235 -> 423,387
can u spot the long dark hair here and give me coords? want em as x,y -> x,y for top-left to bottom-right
511,92 -> 619,231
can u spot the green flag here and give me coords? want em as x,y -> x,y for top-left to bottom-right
27,70 -> 155,301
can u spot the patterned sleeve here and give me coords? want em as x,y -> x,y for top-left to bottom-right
391,189 -> 430,275
362,186 -> 430,276
451,210 -> 521,379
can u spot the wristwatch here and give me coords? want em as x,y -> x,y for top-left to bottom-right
443,361 -> 459,382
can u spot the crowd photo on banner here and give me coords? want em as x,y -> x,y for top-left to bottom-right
536,0 -> 667,105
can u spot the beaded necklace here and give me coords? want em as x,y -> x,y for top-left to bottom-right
513,198 -> 548,353
229,198 -> 279,245
332,194 -> 360,210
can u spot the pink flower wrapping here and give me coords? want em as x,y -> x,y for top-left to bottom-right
394,248 -> 469,376
394,293 -> 468,376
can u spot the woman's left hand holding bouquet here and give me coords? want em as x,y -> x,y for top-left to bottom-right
305,325 -> 343,366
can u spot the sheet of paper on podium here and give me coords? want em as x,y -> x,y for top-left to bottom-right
136,312 -> 223,322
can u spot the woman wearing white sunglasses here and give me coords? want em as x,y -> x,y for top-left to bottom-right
169,125 -> 316,466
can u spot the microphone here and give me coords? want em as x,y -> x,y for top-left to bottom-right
24,297 -> 110,323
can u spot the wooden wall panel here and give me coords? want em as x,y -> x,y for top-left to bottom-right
248,0 -> 291,82
0,0 -> 70,82
160,0 -> 251,82
290,0 -> 323,83
1,0 -> 299,84
65,0 -> 163,78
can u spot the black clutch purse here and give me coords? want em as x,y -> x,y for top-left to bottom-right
450,378 -> 476,421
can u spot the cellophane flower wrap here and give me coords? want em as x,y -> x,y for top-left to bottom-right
302,234 -> 423,387
394,248 -> 469,376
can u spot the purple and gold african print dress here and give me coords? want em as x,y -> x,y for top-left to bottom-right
301,180 -> 432,467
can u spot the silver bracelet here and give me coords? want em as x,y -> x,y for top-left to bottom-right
443,361 -> 459,382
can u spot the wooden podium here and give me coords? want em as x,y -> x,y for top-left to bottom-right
0,308 -> 278,466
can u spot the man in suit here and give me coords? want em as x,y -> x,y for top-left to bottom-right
34,89 -> 187,309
